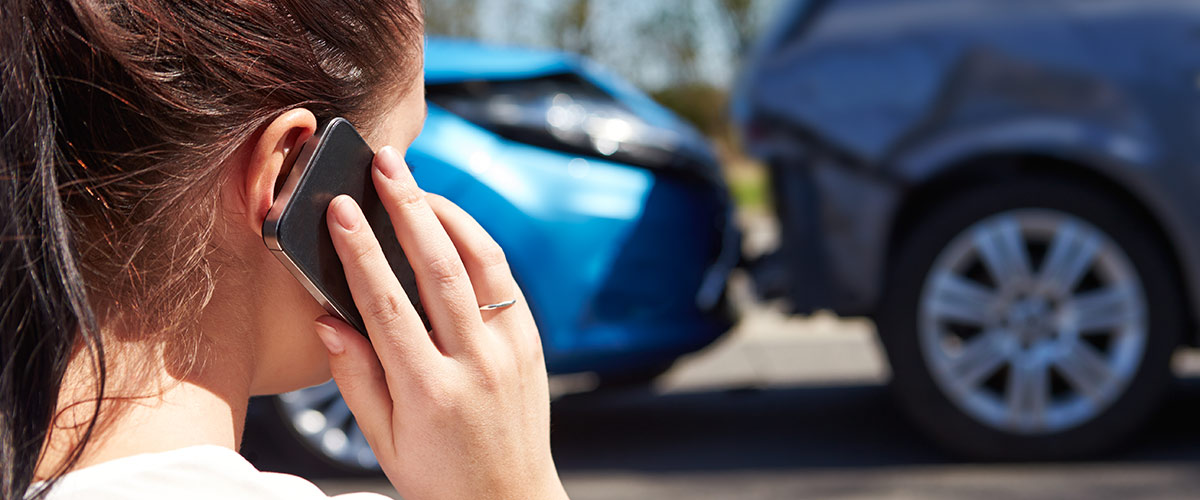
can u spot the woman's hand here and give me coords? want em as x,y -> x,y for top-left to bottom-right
311,146 -> 568,500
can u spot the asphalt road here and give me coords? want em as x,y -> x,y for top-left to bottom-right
312,293 -> 1200,499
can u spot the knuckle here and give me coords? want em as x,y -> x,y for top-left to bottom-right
412,374 -> 439,397
424,253 -> 467,287
364,292 -> 408,327
405,369 -> 448,401
388,181 -> 427,211
474,360 -> 505,394
347,238 -> 378,266
472,345 -> 513,393
422,378 -> 465,413
405,369 -> 437,394
474,242 -> 510,274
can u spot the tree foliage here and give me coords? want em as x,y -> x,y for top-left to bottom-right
424,0 -> 480,39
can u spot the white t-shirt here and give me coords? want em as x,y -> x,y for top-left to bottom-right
34,445 -> 391,500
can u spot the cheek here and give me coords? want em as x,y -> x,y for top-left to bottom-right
248,260 -> 335,395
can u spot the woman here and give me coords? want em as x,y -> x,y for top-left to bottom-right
1,1 -> 569,499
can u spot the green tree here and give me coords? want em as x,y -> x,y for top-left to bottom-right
425,0 -> 480,38
550,0 -> 594,56
717,0 -> 760,55
636,3 -> 702,85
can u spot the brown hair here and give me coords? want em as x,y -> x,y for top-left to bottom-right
0,1 -> 422,498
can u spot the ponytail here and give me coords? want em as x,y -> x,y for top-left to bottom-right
1,3 -> 105,499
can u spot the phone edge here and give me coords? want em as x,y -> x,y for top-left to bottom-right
261,118 -> 363,330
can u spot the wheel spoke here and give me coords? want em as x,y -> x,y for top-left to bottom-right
1054,339 -> 1114,401
1006,357 -> 1050,431
947,329 -> 1011,388
323,397 -> 353,430
1040,222 -> 1100,296
973,216 -> 1032,289
928,271 -> 998,326
1069,285 -> 1138,332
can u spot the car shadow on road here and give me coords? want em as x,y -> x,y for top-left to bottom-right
549,378 -> 1200,473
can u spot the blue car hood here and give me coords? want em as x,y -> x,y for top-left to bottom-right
423,37 -> 709,150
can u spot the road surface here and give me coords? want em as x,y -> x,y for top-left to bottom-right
313,290 -> 1200,499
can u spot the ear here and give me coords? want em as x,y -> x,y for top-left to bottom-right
233,108 -> 317,236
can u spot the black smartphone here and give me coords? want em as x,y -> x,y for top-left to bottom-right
263,117 -> 425,335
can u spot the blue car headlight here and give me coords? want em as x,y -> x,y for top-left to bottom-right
427,74 -> 720,182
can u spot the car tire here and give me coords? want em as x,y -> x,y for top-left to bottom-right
878,175 -> 1183,460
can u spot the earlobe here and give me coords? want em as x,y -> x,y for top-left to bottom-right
241,108 -> 318,235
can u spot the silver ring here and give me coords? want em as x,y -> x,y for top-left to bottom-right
479,299 -> 517,311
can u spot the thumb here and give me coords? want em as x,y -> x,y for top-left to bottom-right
313,315 -> 395,459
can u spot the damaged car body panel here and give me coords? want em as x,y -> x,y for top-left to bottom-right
735,0 -> 1200,320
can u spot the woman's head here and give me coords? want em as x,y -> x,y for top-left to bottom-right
1,0 -> 424,497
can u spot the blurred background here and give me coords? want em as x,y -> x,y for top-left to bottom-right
423,0 -> 774,209
242,1 -> 1200,498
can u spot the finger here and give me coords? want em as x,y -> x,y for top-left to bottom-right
426,194 -> 543,367
425,194 -> 516,310
313,316 -> 395,458
371,146 -> 484,354
327,195 -> 440,369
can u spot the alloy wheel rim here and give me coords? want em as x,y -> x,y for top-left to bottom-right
278,381 -> 380,470
918,208 -> 1147,435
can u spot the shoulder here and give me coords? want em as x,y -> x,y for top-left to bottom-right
38,445 -> 393,500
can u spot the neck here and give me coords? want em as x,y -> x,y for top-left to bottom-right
36,329 -> 255,479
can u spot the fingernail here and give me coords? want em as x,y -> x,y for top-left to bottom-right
314,318 -> 345,355
375,146 -> 404,180
331,196 -> 360,232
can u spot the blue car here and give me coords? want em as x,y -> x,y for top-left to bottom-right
244,38 -> 739,474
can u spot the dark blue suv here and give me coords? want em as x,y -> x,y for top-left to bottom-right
735,0 -> 1200,459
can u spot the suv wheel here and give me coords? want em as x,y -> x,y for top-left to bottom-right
879,176 -> 1182,459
